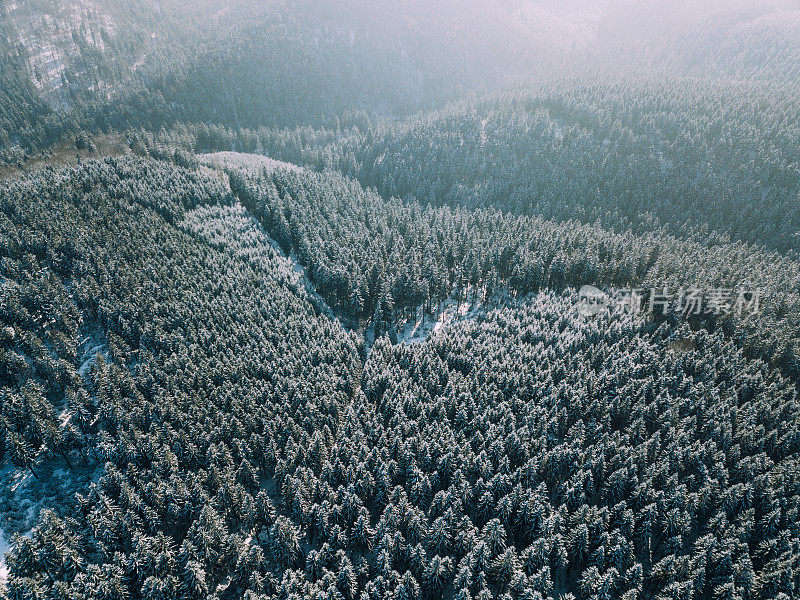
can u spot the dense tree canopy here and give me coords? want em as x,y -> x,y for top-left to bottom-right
2,2 -> 800,599
1,155 -> 799,600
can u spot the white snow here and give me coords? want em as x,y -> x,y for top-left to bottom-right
552,118 -> 567,141
199,152 -> 305,175
78,343 -> 106,377
396,294 -> 486,345
59,407 -> 72,428
0,527 -> 9,588
0,464 -> 35,589
0,456 -> 101,590
10,470 -> 34,494
179,204 -> 340,327
0,526 -> 33,589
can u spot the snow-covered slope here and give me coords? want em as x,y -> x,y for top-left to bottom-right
180,202 -> 342,329
3,0 -> 119,106
199,152 -> 305,176
396,297 -> 487,345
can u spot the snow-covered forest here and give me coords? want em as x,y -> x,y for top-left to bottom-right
1,1 -> 800,599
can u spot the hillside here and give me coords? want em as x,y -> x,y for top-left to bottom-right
3,0 -> 799,162
2,1 -> 800,599
0,153 -> 798,599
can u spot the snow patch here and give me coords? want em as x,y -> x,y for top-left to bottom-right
0,463 -> 38,590
0,457 -> 104,590
552,117 -> 568,141
198,152 -> 305,175
0,525 -> 33,589
78,343 -> 106,377
0,527 -> 9,588
59,406 -> 72,428
396,294 -> 487,346
9,469 -> 34,495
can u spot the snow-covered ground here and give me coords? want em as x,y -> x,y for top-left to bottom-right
0,457 -> 100,590
0,464 -> 37,590
199,152 -> 305,176
0,527 -> 9,588
78,341 -> 106,378
396,297 -> 486,345
0,447 -> 103,589
0,524 -> 32,589
392,285 -> 520,346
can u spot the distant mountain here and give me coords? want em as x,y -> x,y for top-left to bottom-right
1,0 -> 797,159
